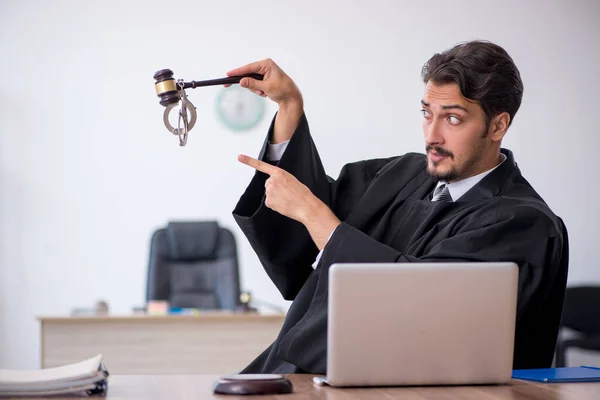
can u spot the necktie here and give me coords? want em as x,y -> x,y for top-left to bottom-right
432,184 -> 453,202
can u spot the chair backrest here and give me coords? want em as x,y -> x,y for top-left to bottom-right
560,285 -> 600,335
146,221 -> 241,311
513,216 -> 570,369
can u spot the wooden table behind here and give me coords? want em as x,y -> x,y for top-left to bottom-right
4,375 -> 600,400
38,313 -> 284,374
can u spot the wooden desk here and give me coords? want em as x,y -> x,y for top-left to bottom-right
4,375 -> 600,399
38,313 -> 284,374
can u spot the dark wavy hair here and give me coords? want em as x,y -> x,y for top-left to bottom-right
421,40 -> 524,128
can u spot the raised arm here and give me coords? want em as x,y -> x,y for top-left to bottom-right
227,58 -> 304,145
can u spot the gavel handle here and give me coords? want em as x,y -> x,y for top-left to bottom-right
182,73 -> 264,89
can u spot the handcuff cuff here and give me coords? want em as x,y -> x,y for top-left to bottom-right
153,69 -> 264,146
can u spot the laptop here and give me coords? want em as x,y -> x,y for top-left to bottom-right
314,262 -> 518,387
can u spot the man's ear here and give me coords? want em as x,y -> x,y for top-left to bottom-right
489,112 -> 510,142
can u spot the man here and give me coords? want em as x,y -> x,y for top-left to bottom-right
229,40 -> 569,374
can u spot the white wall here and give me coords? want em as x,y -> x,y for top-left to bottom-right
1,0 -> 598,369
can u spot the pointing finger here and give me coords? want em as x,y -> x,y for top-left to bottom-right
238,154 -> 280,175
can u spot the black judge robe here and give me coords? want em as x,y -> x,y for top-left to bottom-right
232,114 -> 569,374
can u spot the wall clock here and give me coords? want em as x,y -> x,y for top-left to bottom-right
215,85 -> 265,131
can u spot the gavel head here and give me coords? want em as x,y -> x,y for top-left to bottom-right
153,69 -> 180,107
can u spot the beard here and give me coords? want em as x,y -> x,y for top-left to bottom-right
426,145 -> 458,182
426,143 -> 485,183
427,164 -> 459,183
426,124 -> 490,182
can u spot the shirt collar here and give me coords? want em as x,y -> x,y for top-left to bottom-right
435,153 -> 507,201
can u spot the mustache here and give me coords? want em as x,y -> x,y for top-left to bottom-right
426,145 -> 454,159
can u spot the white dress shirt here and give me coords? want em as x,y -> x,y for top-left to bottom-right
267,141 -> 506,268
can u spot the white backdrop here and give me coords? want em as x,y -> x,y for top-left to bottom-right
1,0 -> 599,369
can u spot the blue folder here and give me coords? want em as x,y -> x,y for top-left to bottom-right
512,366 -> 600,383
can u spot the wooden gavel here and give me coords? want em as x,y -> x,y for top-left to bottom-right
153,68 -> 264,106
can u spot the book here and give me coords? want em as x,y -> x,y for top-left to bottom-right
512,365 -> 600,383
0,355 -> 108,397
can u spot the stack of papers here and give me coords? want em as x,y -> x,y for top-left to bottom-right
0,355 -> 108,397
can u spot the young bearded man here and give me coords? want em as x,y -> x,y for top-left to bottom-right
229,40 -> 569,374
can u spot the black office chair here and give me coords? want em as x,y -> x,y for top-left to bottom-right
554,286 -> 600,367
146,221 -> 241,311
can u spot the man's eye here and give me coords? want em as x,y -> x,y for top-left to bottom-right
448,116 -> 461,125
421,109 -> 431,118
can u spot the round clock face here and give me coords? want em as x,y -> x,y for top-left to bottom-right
215,85 -> 265,131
